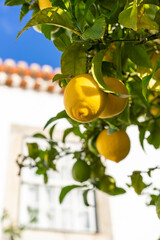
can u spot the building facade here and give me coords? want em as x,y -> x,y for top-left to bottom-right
0,58 -> 113,240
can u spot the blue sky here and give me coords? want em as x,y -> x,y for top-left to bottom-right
0,1 -> 61,68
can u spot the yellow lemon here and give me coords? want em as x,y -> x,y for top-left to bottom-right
96,129 -> 130,163
38,0 -> 52,10
64,74 -> 107,123
99,77 -> 128,118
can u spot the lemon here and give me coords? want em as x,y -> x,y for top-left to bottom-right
64,74 -> 107,123
99,77 -> 128,118
96,129 -> 130,163
38,0 -> 52,10
72,160 -> 90,183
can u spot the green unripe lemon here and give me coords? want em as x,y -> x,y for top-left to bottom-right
72,160 -> 90,183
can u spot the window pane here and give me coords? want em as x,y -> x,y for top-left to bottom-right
61,209 -> 73,230
78,212 -> 90,230
19,137 -> 98,233
46,208 -> 57,229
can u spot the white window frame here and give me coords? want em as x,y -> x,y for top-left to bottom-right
18,136 -> 98,233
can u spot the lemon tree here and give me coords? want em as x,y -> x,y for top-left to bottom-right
5,0 -> 160,220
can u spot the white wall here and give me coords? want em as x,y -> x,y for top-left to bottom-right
108,127 -> 160,240
0,86 -> 65,225
0,85 -> 160,240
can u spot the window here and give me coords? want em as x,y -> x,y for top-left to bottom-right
19,137 -> 98,233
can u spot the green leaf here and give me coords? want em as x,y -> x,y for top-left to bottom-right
118,1 -> 137,30
82,16 -> 105,40
137,4 -> 159,30
130,171 -> 151,195
142,74 -> 152,99
51,26 -> 65,39
59,185 -> 83,203
5,0 -> 25,6
61,42 -> 87,75
143,0 -> 160,5
75,1 -> 95,29
50,0 -> 67,10
36,168 -> 46,175
125,44 -> 152,68
101,0 -> 119,19
63,126 -> 84,142
73,127 -> 84,139
20,3 -> 30,22
33,133 -> 47,139
41,24 -> 53,40
27,143 -> 39,159
102,61 -> 117,78
17,8 -> 80,40
53,32 -> 71,52
44,110 -> 68,129
92,49 -> 116,92
153,57 -> 160,74
138,126 -> 146,150
155,10 -> 160,25
84,0 -> 96,17
156,195 -> 160,219
147,167 -> 158,177
147,120 -> 160,149
44,110 -> 78,129
109,187 -> 126,195
106,122 -> 119,134
62,128 -> 74,142
83,189 -> 94,206
52,73 -> 71,82
83,189 -> 90,206
91,49 -> 129,98
147,194 -> 158,206
44,173 -> 48,184
49,124 -> 56,140
88,135 -> 99,155
127,75 -> 147,105
142,58 -> 160,99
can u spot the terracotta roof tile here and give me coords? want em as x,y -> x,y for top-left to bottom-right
0,58 -> 63,94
